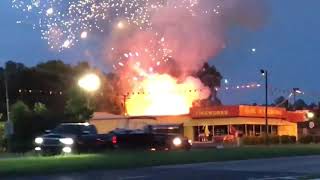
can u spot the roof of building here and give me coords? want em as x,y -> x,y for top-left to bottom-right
91,112 -> 126,120
91,105 -> 308,123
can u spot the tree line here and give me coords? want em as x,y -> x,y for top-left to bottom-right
0,60 -> 223,152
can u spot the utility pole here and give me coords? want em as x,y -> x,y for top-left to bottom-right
121,94 -> 129,128
3,69 -> 13,140
260,69 -> 268,145
122,94 -> 128,116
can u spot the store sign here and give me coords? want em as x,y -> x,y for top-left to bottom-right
190,105 -> 287,119
239,105 -> 286,119
190,106 -> 239,118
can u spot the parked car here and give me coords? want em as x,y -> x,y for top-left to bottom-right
34,123 -> 110,155
107,128 -> 192,151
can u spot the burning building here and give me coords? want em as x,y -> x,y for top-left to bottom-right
90,1 -> 280,142
90,105 -> 307,142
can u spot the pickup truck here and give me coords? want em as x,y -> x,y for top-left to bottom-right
34,123 -> 192,155
34,123 -> 110,155
107,129 -> 192,151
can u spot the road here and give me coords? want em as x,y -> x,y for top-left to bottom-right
6,156 -> 320,180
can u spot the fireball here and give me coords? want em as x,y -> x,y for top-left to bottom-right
126,74 -> 210,116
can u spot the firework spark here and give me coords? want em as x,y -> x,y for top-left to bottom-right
12,0 -> 221,50
12,0 -> 267,116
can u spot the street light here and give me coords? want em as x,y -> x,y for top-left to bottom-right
307,112 -> 315,119
78,73 -> 101,110
260,69 -> 268,145
3,70 -> 13,138
78,73 -> 101,92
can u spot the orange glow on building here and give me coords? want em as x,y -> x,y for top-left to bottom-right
91,106 -> 309,142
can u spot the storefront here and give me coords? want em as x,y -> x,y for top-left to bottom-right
90,105 -> 307,142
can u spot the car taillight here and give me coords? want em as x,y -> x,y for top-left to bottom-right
112,136 -> 117,144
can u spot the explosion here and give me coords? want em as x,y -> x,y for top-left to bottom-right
126,74 -> 210,116
13,0 -> 268,116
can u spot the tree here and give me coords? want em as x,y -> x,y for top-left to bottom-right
33,102 -> 48,115
294,99 -> 308,110
196,62 -> 223,106
11,101 -> 31,124
65,87 -> 94,122
274,96 -> 289,108
95,72 -> 122,114
10,101 -> 32,139
309,102 -> 318,110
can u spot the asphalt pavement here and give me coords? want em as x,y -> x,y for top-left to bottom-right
5,156 -> 320,180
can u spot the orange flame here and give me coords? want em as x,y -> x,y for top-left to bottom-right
126,74 -> 210,116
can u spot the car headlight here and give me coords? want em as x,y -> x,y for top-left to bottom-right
173,137 -> 182,146
188,139 -> 192,145
35,137 -> 43,144
59,138 -> 74,145
62,147 -> 72,153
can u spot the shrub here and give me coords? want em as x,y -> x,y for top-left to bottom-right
242,135 -> 296,145
289,136 -> 297,143
268,135 -> 280,144
314,136 -> 320,143
242,136 -> 264,145
0,122 -> 4,152
280,135 -> 296,144
299,135 -> 313,144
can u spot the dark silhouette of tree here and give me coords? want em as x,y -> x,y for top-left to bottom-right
196,62 -> 223,106
309,102 -> 318,110
274,96 -> 289,108
294,99 -> 308,110
64,87 -> 94,123
0,60 -> 122,120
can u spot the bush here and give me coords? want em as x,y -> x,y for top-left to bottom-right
242,135 -> 296,145
299,135 -> 313,144
268,135 -> 280,144
289,136 -> 297,143
242,136 -> 264,145
314,136 -> 320,143
0,122 -> 4,152
280,135 -> 296,144
9,136 -> 33,153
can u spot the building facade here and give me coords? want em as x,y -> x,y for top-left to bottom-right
90,105 -> 307,142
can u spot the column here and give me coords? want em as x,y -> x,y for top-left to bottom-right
245,124 -> 248,136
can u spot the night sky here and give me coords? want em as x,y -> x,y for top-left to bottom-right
0,0 -> 319,105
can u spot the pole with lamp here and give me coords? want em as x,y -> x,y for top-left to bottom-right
3,69 -> 14,151
260,69 -> 268,145
77,73 -> 101,120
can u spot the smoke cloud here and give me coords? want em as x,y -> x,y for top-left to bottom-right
103,0 -> 268,115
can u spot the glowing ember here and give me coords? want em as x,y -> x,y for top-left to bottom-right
126,74 -> 210,116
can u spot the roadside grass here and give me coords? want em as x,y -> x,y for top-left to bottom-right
2,144 -> 320,177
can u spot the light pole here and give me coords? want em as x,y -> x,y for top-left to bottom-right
78,73 -> 101,109
260,69 -> 268,145
3,70 -> 13,138
121,94 -> 129,116
78,73 -> 101,93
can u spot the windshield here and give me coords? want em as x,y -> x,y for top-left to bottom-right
51,124 -> 97,135
51,125 -> 82,135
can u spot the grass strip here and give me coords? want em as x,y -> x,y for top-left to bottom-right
1,144 -> 320,177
